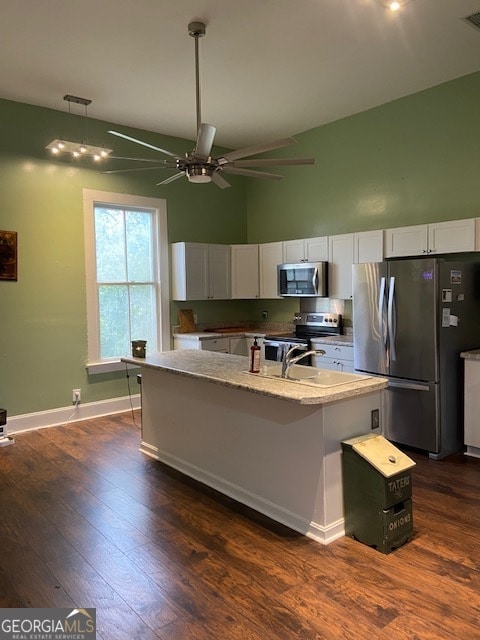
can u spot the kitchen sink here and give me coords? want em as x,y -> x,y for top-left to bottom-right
255,363 -> 370,388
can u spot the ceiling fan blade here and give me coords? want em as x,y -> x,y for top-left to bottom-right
195,123 -> 216,158
219,137 -> 297,164
221,167 -> 283,180
156,172 -> 185,186
231,157 -> 315,168
108,155 -> 173,163
211,171 -> 231,189
102,165 -> 172,175
108,130 -> 181,159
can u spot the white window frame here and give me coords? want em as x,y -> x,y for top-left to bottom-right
83,189 -> 170,374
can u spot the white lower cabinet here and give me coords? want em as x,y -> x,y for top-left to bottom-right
174,335 -> 247,355
229,337 -> 248,356
174,336 -> 229,352
312,343 -> 354,373
463,358 -> 480,455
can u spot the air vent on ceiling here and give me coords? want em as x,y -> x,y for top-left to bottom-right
462,11 -> 480,31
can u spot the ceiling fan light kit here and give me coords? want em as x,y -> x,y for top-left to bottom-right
104,21 -> 314,188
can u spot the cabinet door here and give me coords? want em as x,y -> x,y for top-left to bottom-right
328,234 -> 354,299
305,236 -> 329,261
171,242 -> 209,300
259,242 -> 283,299
231,244 -> 259,299
201,338 -> 230,352
464,360 -> 480,448
174,336 -> 201,350
428,219 -> 476,254
282,239 -> 304,263
208,244 -> 231,299
229,337 -> 248,356
384,225 -> 428,258
354,230 -> 383,263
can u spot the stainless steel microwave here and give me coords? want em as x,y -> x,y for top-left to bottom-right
277,262 -> 328,297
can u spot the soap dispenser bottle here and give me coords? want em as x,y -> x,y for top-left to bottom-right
250,337 -> 261,373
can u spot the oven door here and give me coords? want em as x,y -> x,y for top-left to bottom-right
264,340 -> 310,363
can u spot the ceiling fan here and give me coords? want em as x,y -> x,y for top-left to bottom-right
104,21 -> 315,189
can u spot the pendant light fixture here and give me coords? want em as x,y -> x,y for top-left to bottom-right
46,95 -> 112,161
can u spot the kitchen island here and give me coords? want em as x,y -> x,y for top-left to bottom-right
122,350 -> 387,544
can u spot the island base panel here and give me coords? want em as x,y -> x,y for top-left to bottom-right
140,367 -> 382,544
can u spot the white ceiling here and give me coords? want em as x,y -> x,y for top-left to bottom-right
1,0 -> 480,150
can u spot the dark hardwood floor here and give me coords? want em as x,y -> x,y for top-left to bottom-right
1,412 -> 480,639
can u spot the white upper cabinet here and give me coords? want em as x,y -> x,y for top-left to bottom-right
231,244 -> 259,299
385,219 -> 476,258
208,243 -> 232,299
283,236 -> 329,263
428,219 -> 476,254
171,242 -> 231,301
172,242 -> 208,300
353,230 -> 384,263
259,241 -> 283,299
328,233 -> 354,299
282,239 -> 305,263
305,236 -> 329,261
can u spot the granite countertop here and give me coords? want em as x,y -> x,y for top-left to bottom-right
460,349 -> 480,360
173,330 -> 354,345
173,329 -> 287,339
122,350 -> 386,406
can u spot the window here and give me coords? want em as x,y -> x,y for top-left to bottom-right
83,190 -> 169,373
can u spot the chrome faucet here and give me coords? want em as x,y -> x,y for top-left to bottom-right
281,346 -> 326,379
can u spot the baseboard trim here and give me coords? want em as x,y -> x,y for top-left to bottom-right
7,394 -> 141,434
139,442 -> 344,545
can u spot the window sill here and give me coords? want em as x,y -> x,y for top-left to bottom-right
86,360 -> 141,375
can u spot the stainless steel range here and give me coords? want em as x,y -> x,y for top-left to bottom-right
264,313 -> 343,363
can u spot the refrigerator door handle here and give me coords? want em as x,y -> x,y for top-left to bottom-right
388,276 -> 396,361
378,276 -> 387,357
388,381 -> 431,391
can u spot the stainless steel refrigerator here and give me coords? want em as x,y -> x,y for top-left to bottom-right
353,259 -> 480,459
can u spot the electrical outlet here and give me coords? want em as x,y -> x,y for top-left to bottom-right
371,408 -> 380,430
72,388 -> 81,404
262,310 -> 268,320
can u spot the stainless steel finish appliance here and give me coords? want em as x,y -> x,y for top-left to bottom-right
353,259 -> 480,459
278,262 -> 328,297
264,312 -> 342,362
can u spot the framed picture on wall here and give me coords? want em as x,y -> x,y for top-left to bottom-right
0,230 -> 17,281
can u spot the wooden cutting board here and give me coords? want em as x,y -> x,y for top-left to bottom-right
178,309 -> 196,333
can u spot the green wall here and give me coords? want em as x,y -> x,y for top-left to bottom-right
245,71 -> 480,321
246,71 -> 480,242
1,70 -> 480,417
0,99 -> 248,416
